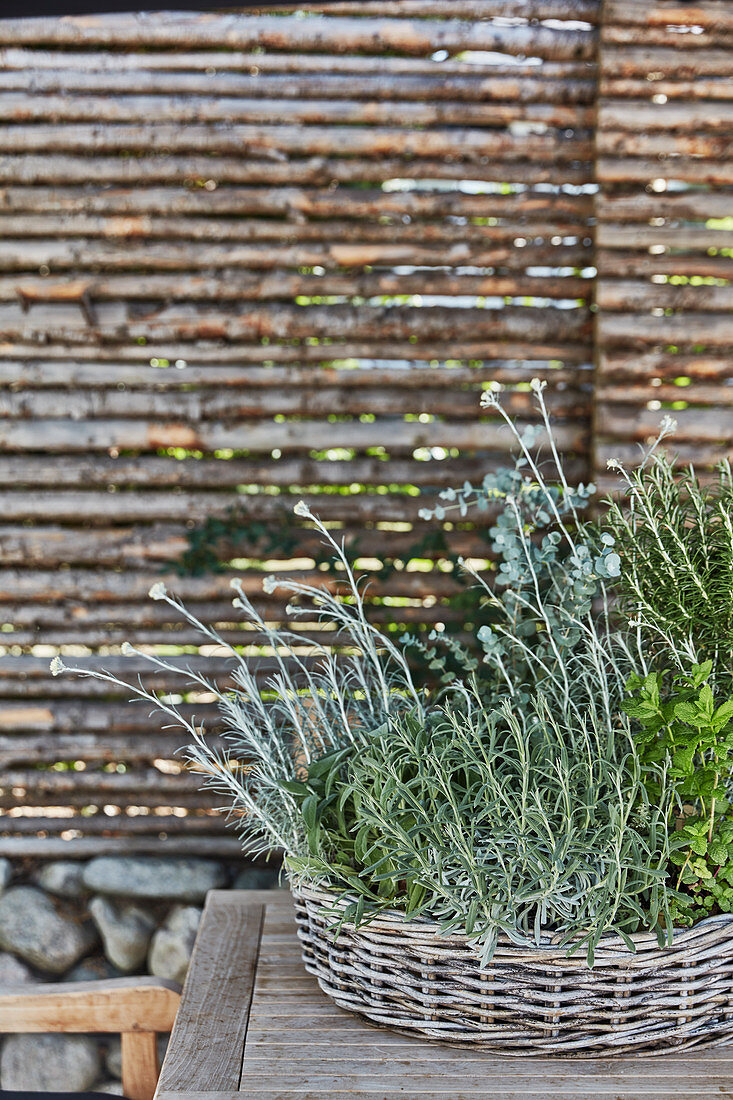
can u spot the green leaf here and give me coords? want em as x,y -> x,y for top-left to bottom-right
301,794 -> 318,833
709,841 -> 728,865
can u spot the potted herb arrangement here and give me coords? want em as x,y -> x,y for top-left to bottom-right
53,383 -> 733,1055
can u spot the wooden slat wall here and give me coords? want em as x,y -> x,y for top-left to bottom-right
594,0 -> 733,485
0,2 -> 599,855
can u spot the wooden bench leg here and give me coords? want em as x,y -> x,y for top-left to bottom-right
122,1031 -> 159,1100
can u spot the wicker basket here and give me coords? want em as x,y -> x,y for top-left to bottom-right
292,882 -> 733,1055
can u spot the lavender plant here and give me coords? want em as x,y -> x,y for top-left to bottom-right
52,506 -> 424,862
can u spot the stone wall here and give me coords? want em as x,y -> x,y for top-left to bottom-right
0,855 -> 279,1092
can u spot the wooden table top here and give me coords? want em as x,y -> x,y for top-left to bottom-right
155,889 -> 733,1099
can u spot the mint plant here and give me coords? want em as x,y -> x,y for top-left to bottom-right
622,662 -> 733,924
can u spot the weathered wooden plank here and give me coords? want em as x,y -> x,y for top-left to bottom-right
595,190 -> 733,221
603,25 -> 733,49
0,976 -> 180,1033
596,281 -> 733,312
591,44 -> 733,77
599,382 -> 733,406
0,238 -> 592,274
0,154 -> 595,187
601,76 -> 733,99
0,815 -> 225,836
597,130 -> 733,158
599,227 -> 730,259
0,14 -> 596,61
593,157 -> 733,184
0,69 -> 598,105
0,46 -> 596,78
598,99 -> 733,133
0,416 -> 588,456
0,523 -> 512,569
270,1 -> 601,20
597,404 -> 733,444
0,564 -> 461,602
594,251 -> 733,279
0,123 -> 594,161
156,891 -> 264,1093
0,385 -> 590,423
597,313 -> 733,348
597,351 -> 732,381
0,450 -> 560,489
0,93 -> 593,130
0,185 -> 594,221
0,360 -> 587,388
0,836 -> 243,857
606,1 -> 733,31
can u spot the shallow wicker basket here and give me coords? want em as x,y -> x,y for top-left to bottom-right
292,882 -> 733,1056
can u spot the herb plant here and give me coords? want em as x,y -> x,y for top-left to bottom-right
52,381 -> 731,967
605,454 -> 733,696
289,690 -> 672,964
623,662 -> 733,925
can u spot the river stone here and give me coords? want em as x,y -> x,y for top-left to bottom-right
94,1081 -> 125,1095
83,857 -> 227,902
1,1034 -> 101,1091
0,886 -> 96,974
64,954 -> 121,983
0,951 -> 37,984
148,905 -> 202,984
89,896 -> 156,972
233,865 -> 280,891
34,860 -> 89,898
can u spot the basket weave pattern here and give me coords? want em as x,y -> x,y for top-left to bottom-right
292,883 -> 733,1055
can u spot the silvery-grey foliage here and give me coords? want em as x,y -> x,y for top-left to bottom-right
52,508 -> 423,860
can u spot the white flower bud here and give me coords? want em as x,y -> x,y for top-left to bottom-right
121,642 -> 135,656
148,582 -> 167,601
262,575 -> 278,594
50,657 -> 65,677
293,500 -> 310,518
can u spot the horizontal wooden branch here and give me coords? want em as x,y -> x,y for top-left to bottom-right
0,13 -> 597,61
3,271 -> 591,306
0,47 -> 596,79
0,93 -> 593,130
0,301 -> 593,344
595,250 -> 733,279
1,383 -> 590,423
0,238 -> 592,273
0,412 -> 588,457
598,100 -> 733,134
0,154 -> 594,187
0,69 -> 598,106
0,123 -> 594,161
271,2 -> 601,21
606,1 -> 733,31
0,213 -> 591,245
601,76 -> 733,100
599,46 -> 733,77
0,184 -> 594,221
603,25 -> 733,49
598,312 -> 733,348
597,350 -> 733,382
595,190 -> 733,221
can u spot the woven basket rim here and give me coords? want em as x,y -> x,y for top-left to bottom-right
291,879 -> 733,956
